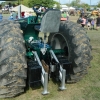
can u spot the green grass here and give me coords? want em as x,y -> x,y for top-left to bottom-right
0,16 -> 100,100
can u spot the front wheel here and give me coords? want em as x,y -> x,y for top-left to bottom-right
48,21 -> 92,83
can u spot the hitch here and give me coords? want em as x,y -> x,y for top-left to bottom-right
32,51 -> 49,95
49,50 -> 66,90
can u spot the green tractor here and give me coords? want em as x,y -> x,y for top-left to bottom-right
0,4 -> 92,98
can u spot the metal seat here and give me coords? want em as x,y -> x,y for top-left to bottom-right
34,9 -> 61,33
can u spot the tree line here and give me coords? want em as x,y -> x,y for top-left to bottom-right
68,0 -> 100,10
0,0 -> 57,8
0,0 -> 100,9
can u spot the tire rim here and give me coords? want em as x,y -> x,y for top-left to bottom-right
51,33 -> 69,57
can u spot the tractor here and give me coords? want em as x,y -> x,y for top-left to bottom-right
0,3 -> 92,98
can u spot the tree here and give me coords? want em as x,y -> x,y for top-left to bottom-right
22,0 -> 55,8
0,0 -> 57,9
70,0 -> 81,7
81,3 -> 90,10
97,1 -> 100,8
53,1 -> 61,9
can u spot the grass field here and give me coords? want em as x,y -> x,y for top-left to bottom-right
1,16 -> 100,100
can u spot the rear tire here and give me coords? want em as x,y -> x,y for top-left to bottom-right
0,20 -> 27,98
48,21 -> 92,83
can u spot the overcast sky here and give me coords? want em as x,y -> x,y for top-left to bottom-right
55,0 -> 100,5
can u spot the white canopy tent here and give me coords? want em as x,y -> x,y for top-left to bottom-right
60,5 -> 69,12
69,7 -> 75,10
12,4 -> 34,12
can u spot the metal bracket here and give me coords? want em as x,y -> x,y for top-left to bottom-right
41,73 -> 49,94
59,69 -> 66,90
49,50 -> 66,90
32,51 -> 49,94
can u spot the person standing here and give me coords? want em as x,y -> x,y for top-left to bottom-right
96,15 -> 100,30
21,12 -> 25,18
24,11 -> 29,18
81,16 -> 86,27
66,11 -> 69,21
81,9 -> 84,16
87,22 -> 91,30
9,11 -> 13,20
91,18 -> 95,30
61,11 -> 66,18
0,12 -> 3,21
12,11 -> 17,20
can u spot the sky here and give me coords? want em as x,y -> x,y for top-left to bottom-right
0,0 -> 99,5
55,0 -> 100,5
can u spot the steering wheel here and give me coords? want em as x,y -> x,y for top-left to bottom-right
33,4 -> 46,15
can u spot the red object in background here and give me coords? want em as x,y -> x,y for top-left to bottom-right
21,12 -> 25,18
16,15 -> 18,19
61,18 -> 67,21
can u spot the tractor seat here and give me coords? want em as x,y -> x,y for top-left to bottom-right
34,25 -> 40,31
34,9 -> 61,33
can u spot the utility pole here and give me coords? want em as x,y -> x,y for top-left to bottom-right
59,0 -> 60,4
90,0 -> 91,6
69,0 -> 70,6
